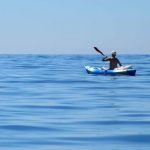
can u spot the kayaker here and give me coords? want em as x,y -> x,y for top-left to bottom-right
102,51 -> 122,70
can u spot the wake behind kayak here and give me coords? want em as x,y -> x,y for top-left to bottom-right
85,66 -> 136,76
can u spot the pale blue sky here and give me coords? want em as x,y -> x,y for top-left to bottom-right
0,0 -> 150,54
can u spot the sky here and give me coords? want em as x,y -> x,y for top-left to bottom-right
0,0 -> 150,54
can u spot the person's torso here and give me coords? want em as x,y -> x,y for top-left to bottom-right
109,58 -> 118,70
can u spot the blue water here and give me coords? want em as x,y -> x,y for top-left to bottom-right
0,54 -> 150,150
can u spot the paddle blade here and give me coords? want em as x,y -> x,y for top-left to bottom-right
93,47 -> 105,56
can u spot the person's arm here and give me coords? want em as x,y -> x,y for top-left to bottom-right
102,56 -> 111,61
117,58 -> 122,66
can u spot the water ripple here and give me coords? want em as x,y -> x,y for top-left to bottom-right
0,55 -> 149,150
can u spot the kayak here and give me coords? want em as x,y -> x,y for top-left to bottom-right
85,65 -> 136,76
85,66 -> 136,76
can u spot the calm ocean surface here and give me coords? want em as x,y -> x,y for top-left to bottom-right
0,54 -> 150,150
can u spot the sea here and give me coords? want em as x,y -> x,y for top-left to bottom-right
0,54 -> 149,150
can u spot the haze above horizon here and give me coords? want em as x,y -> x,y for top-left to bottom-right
0,0 -> 150,54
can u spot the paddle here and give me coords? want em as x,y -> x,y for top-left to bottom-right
93,47 -> 106,57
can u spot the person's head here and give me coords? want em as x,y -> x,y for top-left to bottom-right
111,51 -> 116,57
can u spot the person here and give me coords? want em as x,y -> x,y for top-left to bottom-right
102,51 -> 122,70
